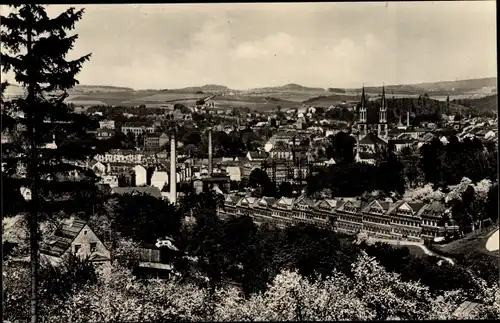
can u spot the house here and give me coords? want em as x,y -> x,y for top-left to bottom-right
246,150 -> 268,162
95,149 -> 144,164
358,133 -> 388,154
144,133 -> 169,150
88,160 -> 106,176
111,186 -> 163,199
150,171 -> 169,190
99,120 -> 115,130
93,128 -> 114,140
226,166 -> 242,182
40,218 -> 111,267
133,165 -> 147,186
335,198 -> 364,234
361,200 -> 393,239
269,141 -> 292,160
121,122 -> 155,135
389,201 -> 426,242
99,175 -> 119,188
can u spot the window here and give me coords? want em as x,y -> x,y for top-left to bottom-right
84,230 -> 87,235
74,245 -> 81,253
90,243 -> 97,253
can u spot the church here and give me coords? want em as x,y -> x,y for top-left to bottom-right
355,85 -> 389,164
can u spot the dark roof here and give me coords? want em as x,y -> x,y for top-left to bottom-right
111,186 -> 162,198
248,151 -> 267,159
359,133 -> 387,146
262,197 -> 277,205
407,201 -> 426,213
202,176 -> 230,183
123,122 -> 154,128
40,219 -> 87,257
145,132 -> 167,138
422,201 -> 446,218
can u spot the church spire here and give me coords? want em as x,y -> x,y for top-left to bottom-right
358,84 -> 367,138
378,83 -> 388,142
361,84 -> 366,110
381,84 -> 387,111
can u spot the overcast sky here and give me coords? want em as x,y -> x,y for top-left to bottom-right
1,2 -> 497,90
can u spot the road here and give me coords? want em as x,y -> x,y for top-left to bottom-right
365,236 -> 455,265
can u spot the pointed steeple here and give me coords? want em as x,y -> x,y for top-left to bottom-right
381,84 -> 387,111
360,84 -> 366,110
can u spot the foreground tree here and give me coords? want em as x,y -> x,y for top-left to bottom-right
1,5 -> 96,322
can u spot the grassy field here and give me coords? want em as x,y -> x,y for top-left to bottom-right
246,91 -> 327,102
433,225 -> 499,258
67,91 -> 207,106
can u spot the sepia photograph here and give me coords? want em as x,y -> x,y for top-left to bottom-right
1,1 -> 499,322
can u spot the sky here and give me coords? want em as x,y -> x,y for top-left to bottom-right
0,2 -> 497,90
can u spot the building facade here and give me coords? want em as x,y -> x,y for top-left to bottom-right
217,195 -> 455,243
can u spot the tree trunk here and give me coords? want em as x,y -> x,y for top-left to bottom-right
26,11 -> 39,323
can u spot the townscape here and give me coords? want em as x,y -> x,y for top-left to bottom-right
2,3 -> 499,323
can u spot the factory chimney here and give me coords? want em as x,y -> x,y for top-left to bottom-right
170,134 -> 177,205
208,128 -> 213,177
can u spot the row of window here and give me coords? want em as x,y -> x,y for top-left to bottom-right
224,204 -> 442,228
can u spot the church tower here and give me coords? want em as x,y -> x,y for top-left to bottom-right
358,85 -> 367,139
377,85 -> 388,142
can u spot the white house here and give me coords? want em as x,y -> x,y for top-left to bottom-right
226,166 -> 242,182
151,171 -> 169,190
133,165 -> 147,186
99,175 -> 118,188
99,120 -> 115,130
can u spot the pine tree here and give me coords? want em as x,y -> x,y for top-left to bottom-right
1,5 -> 100,322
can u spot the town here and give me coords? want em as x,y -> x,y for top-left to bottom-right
2,2 -> 499,323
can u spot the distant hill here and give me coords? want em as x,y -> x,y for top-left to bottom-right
248,83 -> 326,93
171,84 -> 230,93
71,85 -> 134,93
347,77 -> 497,96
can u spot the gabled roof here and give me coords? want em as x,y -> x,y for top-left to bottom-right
111,186 -> 162,199
257,196 -> 277,207
337,198 -> 362,212
248,151 -> 267,159
359,133 -> 387,146
238,196 -> 257,206
422,201 -> 447,218
40,219 -> 87,257
225,195 -> 242,204
275,196 -> 294,207
362,200 -> 390,213
315,198 -> 339,209
295,195 -> 315,207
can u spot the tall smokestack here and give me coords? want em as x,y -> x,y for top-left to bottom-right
407,111 -> 410,127
170,134 -> 177,205
208,129 -> 213,177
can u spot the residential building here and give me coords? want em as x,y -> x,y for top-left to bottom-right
99,120 -> 115,130
121,122 -> 155,135
144,133 -> 169,150
40,218 -> 111,267
217,195 -> 453,243
99,175 -> 119,188
150,171 -> 169,190
133,165 -> 147,186
95,149 -> 144,164
226,166 -> 242,182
